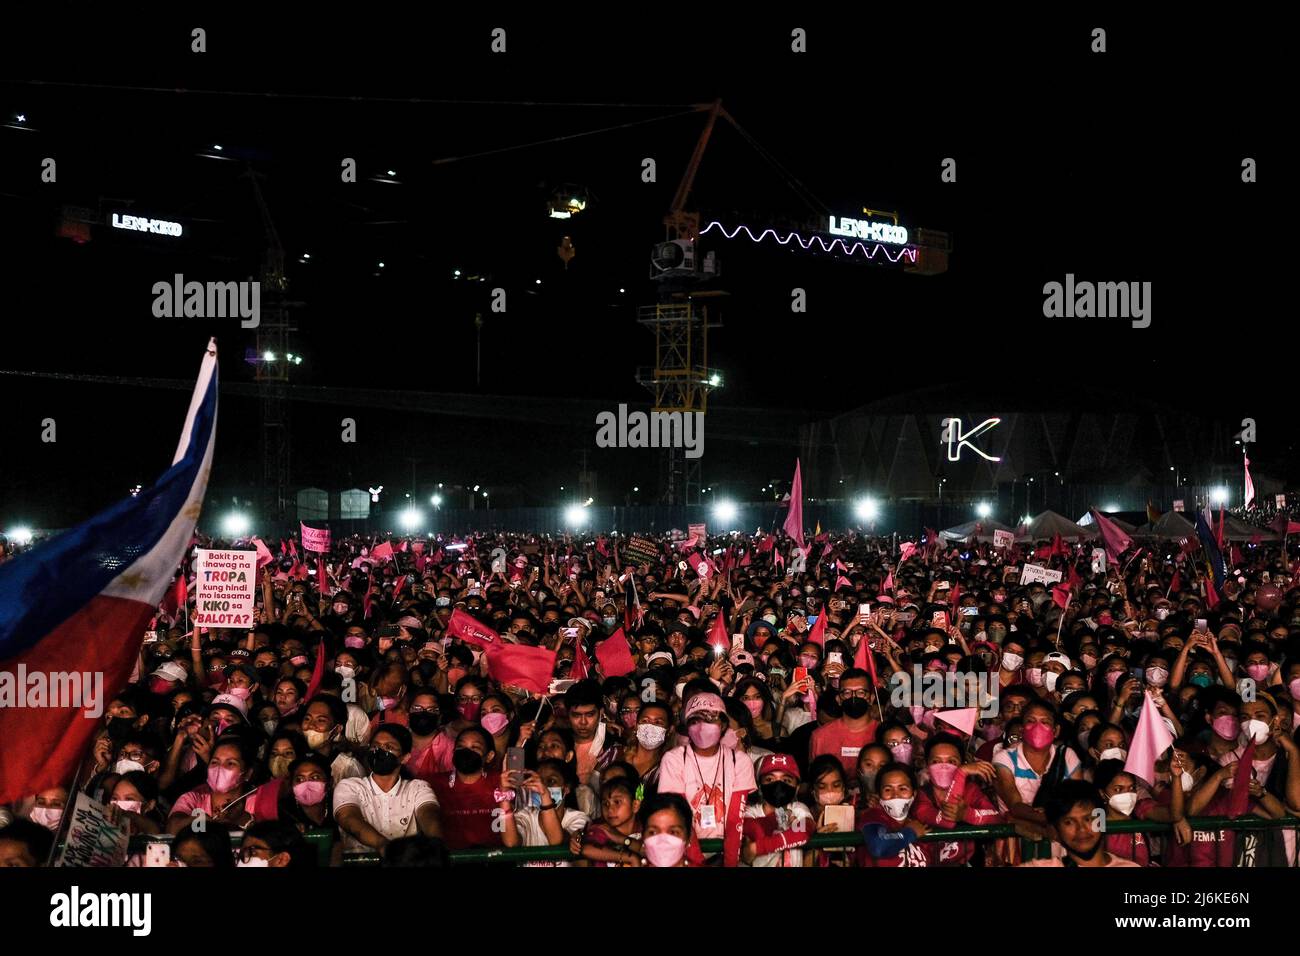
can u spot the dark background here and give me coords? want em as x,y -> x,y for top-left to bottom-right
0,12 -> 1287,529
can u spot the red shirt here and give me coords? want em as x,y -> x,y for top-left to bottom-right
809,719 -> 879,775
431,771 -> 504,851
913,779 -> 1003,865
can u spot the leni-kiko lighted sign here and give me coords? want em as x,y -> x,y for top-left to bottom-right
940,417 -> 1002,463
827,215 -> 907,245
110,212 -> 183,237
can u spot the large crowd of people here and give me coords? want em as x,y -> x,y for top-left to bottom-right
3,523 -> 1300,868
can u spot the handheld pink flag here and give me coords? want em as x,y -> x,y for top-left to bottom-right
935,708 -> 977,738
782,459 -> 805,551
1123,689 -> 1174,787
1089,508 -> 1132,562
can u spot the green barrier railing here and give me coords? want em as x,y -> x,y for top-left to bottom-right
110,815 -> 1300,866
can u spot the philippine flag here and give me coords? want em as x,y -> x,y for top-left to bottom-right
0,339 -> 218,804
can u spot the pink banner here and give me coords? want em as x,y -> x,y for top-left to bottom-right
300,523 -> 331,553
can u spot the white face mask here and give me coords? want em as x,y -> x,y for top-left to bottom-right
30,807 -> 63,831
335,665 -> 356,680
236,856 -> 270,868
114,758 -> 146,776
1044,672 -> 1060,693
1108,792 -> 1138,816
1180,771 -> 1196,792
636,724 -> 668,750
1243,719 -> 1271,745
1001,652 -> 1023,671
881,796 -> 914,821
1098,747 -> 1128,763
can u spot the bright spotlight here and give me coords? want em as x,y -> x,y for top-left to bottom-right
854,497 -> 880,522
262,351 -> 276,362
430,494 -> 443,507
713,500 -> 739,524
709,373 -> 722,387
6,526 -> 34,546
1210,487 -> 1229,506
565,504 -> 588,527
975,501 -> 993,519
400,507 -> 423,531
221,512 -> 251,537
1103,503 -> 1121,513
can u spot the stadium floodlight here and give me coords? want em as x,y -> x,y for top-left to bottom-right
221,512 -> 251,537
1210,487 -> 1229,506
400,507 -> 423,531
975,501 -> 993,519
565,504 -> 588,527
430,494 -> 443,507
6,526 -> 34,546
713,500 -> 739,525
1103,503 -> 1121,513
854,497 -> 880,522
262,351 -> 276,362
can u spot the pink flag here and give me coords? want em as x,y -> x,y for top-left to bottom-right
1123,690 -> 1174,787
370,540 -> 395,562
595,629 -> 637,677
882,569 -> 895,592
486,643 -> 557,695
805,611 -> 827,649
299,523 -> 330,553
835,574 -> 853,590
1089,508 -> 1132,562
782,459 -> 805,550
1244,454 -> 1256,509
898,542 -> 917,563
935,708 -> 977,738
252,537 -> 275,568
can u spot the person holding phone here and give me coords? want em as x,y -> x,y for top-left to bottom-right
500,758 -> 589,865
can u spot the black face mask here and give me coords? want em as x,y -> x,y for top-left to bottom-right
452,748 -> 484,775
416,660 -> 438,681
369,748 -> 401,775
761,781 -> 797,807
256,666 -> 280,688
106,716 -> 134,741
409,712 -> 440,735
841,697 -> 871,719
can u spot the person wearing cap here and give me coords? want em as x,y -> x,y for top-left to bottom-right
148,660 -> 189,697
657,691 -> 757,841
1040,651 -> 1073,696
741,753 -> 814,867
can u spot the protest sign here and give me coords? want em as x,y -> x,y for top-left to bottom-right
195,549 -> 257,627
624,535 -> 660,566
1277,495 -> 1287,508
56,792 -> 128,867
300,523 -> 331,553
1091,548 -> 1107,574
992,530 -> 1014,550
1019,563 -> 1063,586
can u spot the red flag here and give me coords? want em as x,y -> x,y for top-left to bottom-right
948,581 -> 961,610
854,632 -> 879,688
708,611 -> 730,654
1050,533 -> 1066,558
447,607 -> 499,649
486,643 -> 557,695
758,534 -> 775,553
739,551 -> 752,567
304,638 -> 327,699
392,574 -> 406,600
317,555 -> 328,592
412,540 -> 426,555
1051,583 -> 1072,609
371,540 -> 395,563
397,540 -> 409,553
571,638 -> 592,681
782,459 -> 805,551
806,611 -> 827,649
1216,508 -> 1225,551
1226,739 -> 1257,818
1067,564 -> 1083,591
595,628 -> 637,677
1090,508 -> 1133,562
288,537 -> 298,558
1230,544 -> 1244,569
1169,569 -> 1181,594
882,569 -> 895,592
1204,575 -> 1220,610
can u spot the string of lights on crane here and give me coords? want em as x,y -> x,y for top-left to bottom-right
701,221 -> 918,263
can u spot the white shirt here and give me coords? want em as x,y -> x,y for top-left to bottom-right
333,775 -> 438,849
743,800 -> 815,867
514,807 -> 590,867
331,751 -> 367,788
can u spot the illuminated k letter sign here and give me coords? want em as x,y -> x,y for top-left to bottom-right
940,417 -> 1001,462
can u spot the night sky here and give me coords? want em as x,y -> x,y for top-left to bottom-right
0,13 -> 1285,529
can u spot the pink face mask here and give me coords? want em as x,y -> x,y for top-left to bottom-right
743,699 -> 764,719
1024,723 -> 1055,750
721,728 -> 739,749
1289,678 -> 1300,700
481,712 -> 510,736
928,762 -> 959,790
292,780 -> 327,807
207,765 -> 241,793
688,721 -> 723,749
1246,663 -> 1270,682
799,654 -> 819,670
643,833 -> 686,867
1212,715 -> 1240,741
889,742 -> 914,765
344,635 -> 366,649
1105,671 -> 1124,689
227,686 -> 252,701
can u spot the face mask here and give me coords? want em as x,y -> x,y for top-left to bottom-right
1080,654 -> 1097,670
928,763 -> 959,790
1024,723 -> 1054,750
816,790 -> 844,806
1099,747 -> 1128,763
643,832 -> 686,867
30,807 -> 64,830
1145,667 -> 1168,688
111,799 -> 142,814
859,769 -> 879,792
1108,792 -> 1138,816
333,603 -> 350,615
451,748 -> 484,775
998,652 -> 1023,672
370,748 -> 402,776
636,724 -> 668,750
743,699 -> 764,719
1044,672 -> 1060,693
335,665 -> 356,680
547,787 -> 565,806
228,686 -> 252,702
1212,715 -> 1239,741
979,721 -> 1003,741
762,614 -> 778,626
1190,673 -> 1213,688
761,781 -> 797,807
378,696 -> 399,711
889,742 -> 913,765
1291,678 -> 1300,700
1180,771 -> 1196,792
409,712 -> 440,735
237,857 -> 270,868
436,596 -> 451,607
269,755 -> 292,778
1246,663 -> 1271,682
1243,719 -> 1271,745
881,797 -> 914,821
114,758 -> 146,776
1105,671 -> 1123,689
481,712 -> 511,736
207,765 -> 241,792
293,779 -> 327,807
1077,728 -> 1092,749
1025,668 -> 1044,688
263,719 -> 280,736
107,715 -> 135,740
1155,607 -> 1169,620
304,729 -> 332,750
798,654 -> 819,670
458,700 -> 482,723
841,697 -> 871,719
344,636 -> 367,649
602,617 -> 618,630
687,722 -> 723,749
674,681 -> 688,700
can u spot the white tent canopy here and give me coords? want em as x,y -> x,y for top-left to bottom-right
1077,511 -> 1137,534
939,519 -> 1026,543
1134,511 -> 1196,539
1025,510 -> 1093,541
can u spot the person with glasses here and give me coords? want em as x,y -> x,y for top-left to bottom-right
404,687 -> 455,782
810,669 -> 880,776
238,820 -> 316,867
